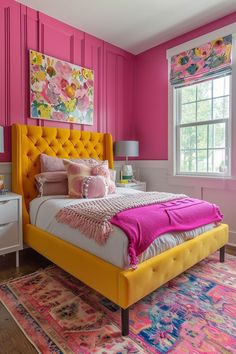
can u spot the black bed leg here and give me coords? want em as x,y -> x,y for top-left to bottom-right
121,308 -> 129,336
220,246 -> 225,263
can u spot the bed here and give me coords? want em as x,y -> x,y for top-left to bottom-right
11,123 -> 229,336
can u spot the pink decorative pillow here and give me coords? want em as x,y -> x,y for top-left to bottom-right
63,159 -> 115,198
40,153 -> 108,172
91,164 -> 116,194
81,176 -> 107,198
109,169 -> 116,182
40,154 -> 65,172
71,157 -> 107,167
35,172 -> 68,196
63,160 -> 92,198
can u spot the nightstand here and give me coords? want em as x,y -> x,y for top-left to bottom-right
116,181 -> 146,192
0,193 -> 22,267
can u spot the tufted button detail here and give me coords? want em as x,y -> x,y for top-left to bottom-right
21,126 -> 112,212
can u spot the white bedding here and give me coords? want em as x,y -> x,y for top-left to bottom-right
30,188 -> 215,268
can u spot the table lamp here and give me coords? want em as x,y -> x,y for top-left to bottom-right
114,140 -> 139,180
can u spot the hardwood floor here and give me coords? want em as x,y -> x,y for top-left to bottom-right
0,249 -> 51,354
0,246 -> 235,354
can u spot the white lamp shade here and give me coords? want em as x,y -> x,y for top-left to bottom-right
114,140 -> 139,157
0,126 -> 4,153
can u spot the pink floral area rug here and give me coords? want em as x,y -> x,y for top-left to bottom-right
0,253 -> 236,354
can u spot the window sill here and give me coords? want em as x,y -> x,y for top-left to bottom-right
168,174 -> 236,190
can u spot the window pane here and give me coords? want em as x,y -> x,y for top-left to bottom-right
208,123 -> 225,148
181,85 -> 196,103
180,150 -> 196,173
197,100 -> 212,121
213,97 -> 229,119
197,150 -> 207,172
176,74 -> 230,176
213,76 -> 230,97
181,103 -> 196,123
215,123 -> 225,148
208,149 -> 226,173
208,150 -> 213,172
197,81 -> 211,100
180,126 -> 196,149
224,76 -> 230,96
197,125 -> 207,149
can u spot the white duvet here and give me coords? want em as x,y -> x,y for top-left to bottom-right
30,188 -> 214,269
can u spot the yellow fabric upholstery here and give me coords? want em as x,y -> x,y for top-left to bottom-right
12,124 -> 113,225
11,123 -> 229,312
24,223 -> 228,309
118,224 -> 228,308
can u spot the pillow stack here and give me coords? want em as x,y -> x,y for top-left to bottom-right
35,154 -> 116,199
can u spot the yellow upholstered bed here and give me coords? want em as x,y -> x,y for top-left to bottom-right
12,123 -> 229,335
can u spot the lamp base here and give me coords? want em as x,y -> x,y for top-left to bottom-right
121,164 -> 133,180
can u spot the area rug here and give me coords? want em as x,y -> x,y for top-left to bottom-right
0,253 -> 236,354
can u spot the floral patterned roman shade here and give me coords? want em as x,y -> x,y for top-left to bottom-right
170,35 -> 232,86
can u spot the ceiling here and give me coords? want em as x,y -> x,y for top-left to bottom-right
16,0 -> 236,54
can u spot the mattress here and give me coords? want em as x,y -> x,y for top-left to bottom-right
30,188 -> 215,268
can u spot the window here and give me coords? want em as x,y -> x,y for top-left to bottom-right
175,75 -> 231,176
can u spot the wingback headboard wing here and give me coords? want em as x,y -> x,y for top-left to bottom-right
12,124 -> 114,226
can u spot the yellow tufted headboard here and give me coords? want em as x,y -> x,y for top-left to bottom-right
12,124 -> 114,226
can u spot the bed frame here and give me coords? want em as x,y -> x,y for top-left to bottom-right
12,124 -> 229,336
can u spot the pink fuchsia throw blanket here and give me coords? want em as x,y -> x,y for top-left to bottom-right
110,198 -> 223,267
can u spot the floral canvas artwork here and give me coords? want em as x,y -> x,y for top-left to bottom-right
170,35 -> 232,85
30,50 -> 94,125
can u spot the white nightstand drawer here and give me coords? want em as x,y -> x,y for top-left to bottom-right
0,222 -> 19,249
0,199 -> 18,224
116,182 -> 146,192
131,183 -> 146,191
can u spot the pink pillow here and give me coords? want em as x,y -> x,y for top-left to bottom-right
40,153 -> 108,172
82,176 -> 107,198
63,159 -> 115,198
40,154 -> 65,172
91,164 -> 116,194
35,172 -> 68,196
63,160 -> 92,198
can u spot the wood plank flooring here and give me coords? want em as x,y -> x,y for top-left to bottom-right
0,246 -> 235,354
0,249 -> 50,354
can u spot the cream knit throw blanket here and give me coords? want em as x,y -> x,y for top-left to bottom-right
56,192 -> 187,245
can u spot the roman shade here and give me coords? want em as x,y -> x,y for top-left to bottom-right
170,35 -> 232,86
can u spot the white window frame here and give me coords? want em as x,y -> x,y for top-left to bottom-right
167,23 -> 236,181
175,75 -> 231,177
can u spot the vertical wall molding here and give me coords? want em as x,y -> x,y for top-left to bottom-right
4,7 -> 10,127
70,34 -> 74,64
0,0 -> 135,162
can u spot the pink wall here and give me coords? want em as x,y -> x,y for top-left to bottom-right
135,12 -> 236,160
1,1 -> 236,162
0,0 -> 135,162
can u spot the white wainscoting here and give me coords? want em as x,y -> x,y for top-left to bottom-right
0,162 -> 11,191
115,160 -> 236,246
